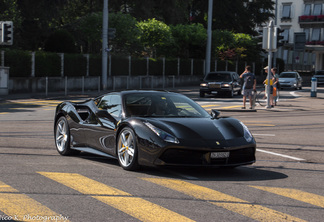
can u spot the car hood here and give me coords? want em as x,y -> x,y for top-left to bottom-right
147,117 -> 243,141
204,81 -> 232,84
279,78 -> 296,81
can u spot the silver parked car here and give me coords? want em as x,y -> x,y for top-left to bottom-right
278,72 -> 303,90
313,70 -> 324,86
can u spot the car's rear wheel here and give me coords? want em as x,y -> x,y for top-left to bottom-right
55,116 -> 78,155
117,127 -> 139,171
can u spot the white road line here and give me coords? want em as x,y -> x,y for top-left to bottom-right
256,149 -> 305,161
290,91 -> 301,97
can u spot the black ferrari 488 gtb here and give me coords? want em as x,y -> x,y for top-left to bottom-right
54,90 -> 256,170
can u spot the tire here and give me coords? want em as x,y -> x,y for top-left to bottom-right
228,89 -> 234,98
117,127 -> 139,171
256,90 -> 267,107
55,116 -> 79,156
199,91 -> 205,97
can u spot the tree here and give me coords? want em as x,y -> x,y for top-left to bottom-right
190,0 -> 274,35
136,18 -> 173,57
108,12 -> 141,55
44,30 -> 76,53
170,23 -> 206,58
213,30 -> 260,62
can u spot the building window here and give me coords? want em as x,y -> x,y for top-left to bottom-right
282,5 -> 291,18
304,4 -> 311,15
304,28 -> 310,42
313,4 -> 322,16
311,28 -> 321,41
282,29 -> 289,42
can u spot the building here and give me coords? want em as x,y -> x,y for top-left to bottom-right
274,0 -> 324,72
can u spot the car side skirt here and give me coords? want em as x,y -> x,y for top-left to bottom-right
71,147 -> 117,159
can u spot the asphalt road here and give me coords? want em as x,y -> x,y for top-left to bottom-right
0,87 -> 323,222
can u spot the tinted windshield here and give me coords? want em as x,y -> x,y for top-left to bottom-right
124,93 -> 210,118
280,73 -> 296,78
205,73 -> 232,81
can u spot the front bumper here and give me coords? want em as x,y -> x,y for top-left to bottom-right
155,146 -> 256,167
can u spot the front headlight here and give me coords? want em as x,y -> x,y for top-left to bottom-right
144,122 -> 179,144
239,122 -> 253,142
222,83 -> 231,88
200,83 -> 208,87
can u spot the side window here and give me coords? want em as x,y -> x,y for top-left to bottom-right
97,95 -> 122,117
108,95 -> 122,117
97,95 -> 111,109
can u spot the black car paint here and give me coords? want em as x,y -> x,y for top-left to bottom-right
54,90 -> 256,168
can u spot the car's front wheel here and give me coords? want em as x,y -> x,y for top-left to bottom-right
55,116 -> 78,155
117,127 -> 139,171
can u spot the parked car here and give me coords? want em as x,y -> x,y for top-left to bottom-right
54,90 -> 256,170
278,72 -> 303,90
313,70 -> 324,86
199,71 -> 242,97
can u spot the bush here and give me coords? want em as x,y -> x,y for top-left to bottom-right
44,30 -> 77,53
3,49 -> 31,77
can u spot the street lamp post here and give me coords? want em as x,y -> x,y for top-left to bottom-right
102,0 -> 108,91
205,0 -> 213,75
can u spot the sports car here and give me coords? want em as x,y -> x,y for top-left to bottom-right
54,90 -> 256,170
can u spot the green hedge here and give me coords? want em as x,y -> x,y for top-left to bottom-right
2,49 -> 31,77
35,51 -> 61,77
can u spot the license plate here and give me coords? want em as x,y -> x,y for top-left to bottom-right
211,152 -> 229,158
209,84 -> 221,89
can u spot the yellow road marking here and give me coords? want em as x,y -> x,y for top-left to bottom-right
201,104 -> 220,108
251,186 -> 324,208
0,181 -> 69,221
142,178 -> 306,222
39,172 -> 194,222
220,105 -> 242,109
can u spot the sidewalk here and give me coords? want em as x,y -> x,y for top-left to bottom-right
217,87 -> 324,112
1,86 -> 323,112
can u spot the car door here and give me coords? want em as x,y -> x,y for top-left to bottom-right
297,73 -> 302,87
83,95 -> 121,155
232,73 -> 241,93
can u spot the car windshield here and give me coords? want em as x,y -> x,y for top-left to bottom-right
315,71 -> 324,75
205,73 -> 232,81
280,73 -> 296,78
124,93 -> 210,118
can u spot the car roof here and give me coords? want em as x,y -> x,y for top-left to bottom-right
101,90 -> 182,97
315,70 -> 324,75
280,72 -> 297,74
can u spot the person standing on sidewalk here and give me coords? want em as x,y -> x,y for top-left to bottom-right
271,67 -> 280,105
240,65 -> 256,109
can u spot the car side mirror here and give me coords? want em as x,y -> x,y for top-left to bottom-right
211,109 -> 220,119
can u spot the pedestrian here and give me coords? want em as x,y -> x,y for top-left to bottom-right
240,65 -> 256,109
271,67 -> 280,105
263,66 -> 274,107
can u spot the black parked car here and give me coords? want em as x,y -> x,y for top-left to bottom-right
54,90 -> 256,171
199,71 -> 242,97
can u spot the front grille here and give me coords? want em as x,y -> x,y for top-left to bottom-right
159,147 -> 255,166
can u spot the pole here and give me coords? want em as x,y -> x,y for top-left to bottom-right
205,0 -> 213,75
266,20 -> 275,109
273,0 -> 278,68
102,0 -> 108,91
